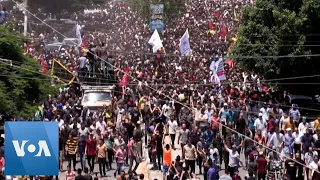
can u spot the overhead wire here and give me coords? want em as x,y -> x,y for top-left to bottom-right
3,57 -> 320,114
10,0 -> 320,172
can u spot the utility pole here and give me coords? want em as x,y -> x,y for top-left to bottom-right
23,0 -> 28,36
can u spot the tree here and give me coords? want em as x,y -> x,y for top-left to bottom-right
0,25 -> 58,118
231,0 -> 320,94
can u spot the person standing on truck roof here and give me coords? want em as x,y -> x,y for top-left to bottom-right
86,45 -> 96,78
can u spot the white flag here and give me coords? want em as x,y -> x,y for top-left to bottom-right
148,29 -> 163,53
179,29 -> 191,55
76,24 -> 82,46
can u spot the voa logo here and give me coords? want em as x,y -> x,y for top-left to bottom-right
12,140 -> 51,157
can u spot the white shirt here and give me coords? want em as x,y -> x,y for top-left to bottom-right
198,113 -> 208,121
96,121 -> 107,131
313,133 -> 320,141
226,148 -> 240,167
260,107 -> 269,121
254,118 -> 267,131
293,132 -> 303,144
168,120 -> 178,134
298,122 -> 309,135
280,116 -> 290,130
305,152 -> 314,164
56,119 -> 64,128
69,123 -> 81,129
309,161 -> 319,176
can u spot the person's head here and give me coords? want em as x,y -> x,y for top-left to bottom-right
187,139 -> 192,146
99,138 -> 104,145
182,123 -> 186,129
295,153 -> 300,159
258,113 -> 262,119
165,144 -> 170,150
120,170 -> 125,177
286,128 -> 292,134
289,116 -> 293,122
315,155 -> 319,162
89,133 -> 94,139
139,174 -> 144,180
306,129 -> 311,135
84,167 -> 89,174
176,155 -> 181,162
77,168 -> 82,175
257,129 -> 261,135
259,151 -> 264,157
231,145 -> 237,152
302,117 -> 306,123
234,170 -> 239,176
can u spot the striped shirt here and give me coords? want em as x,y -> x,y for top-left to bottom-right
66,139 -> 77,155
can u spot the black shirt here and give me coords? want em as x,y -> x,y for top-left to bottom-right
295,159 -> 305,176
285,159 -> 296,174
125,123 -> 135,138
75,175 -> 87,180
130,110 -> 139,123
83,174 -> 93,180
59,137 -> 64,151
156,135 -> 163,151
74,104 -> 83,116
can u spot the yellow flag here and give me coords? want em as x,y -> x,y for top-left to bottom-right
209,30 -> 216,35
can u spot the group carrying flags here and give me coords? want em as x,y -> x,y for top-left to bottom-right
179,29 -> 191,55
148,29 -> 164,53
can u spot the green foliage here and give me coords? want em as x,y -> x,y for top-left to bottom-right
0,25 -> 58,118
231,0 -> 320,94
125,0 -> 186,23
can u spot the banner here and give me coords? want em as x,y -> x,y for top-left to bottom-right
51,59 -> 76,85
150,4 -> 165,32
210,58 -> 226,84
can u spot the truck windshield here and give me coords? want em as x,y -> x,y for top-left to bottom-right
83,92 -> 111,103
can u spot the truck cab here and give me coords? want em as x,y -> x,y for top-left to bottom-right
80,85 -> 115,112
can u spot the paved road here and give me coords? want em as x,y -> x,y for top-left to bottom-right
147,133 -> 249,180
147,148 -> 249,180
58,142 -> 148,180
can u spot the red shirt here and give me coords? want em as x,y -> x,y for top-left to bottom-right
86,139 -> 97,155
211,117 -> 220,130
256,157 -> 267,175
267,120 -> 276,132
254,135 -> 265,144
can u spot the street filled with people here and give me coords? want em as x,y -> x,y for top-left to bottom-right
1,0 -> 320,180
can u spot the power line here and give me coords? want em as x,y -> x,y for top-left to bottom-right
11,0 -> 320,173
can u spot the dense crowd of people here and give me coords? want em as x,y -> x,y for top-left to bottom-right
1,0 -> 320,180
